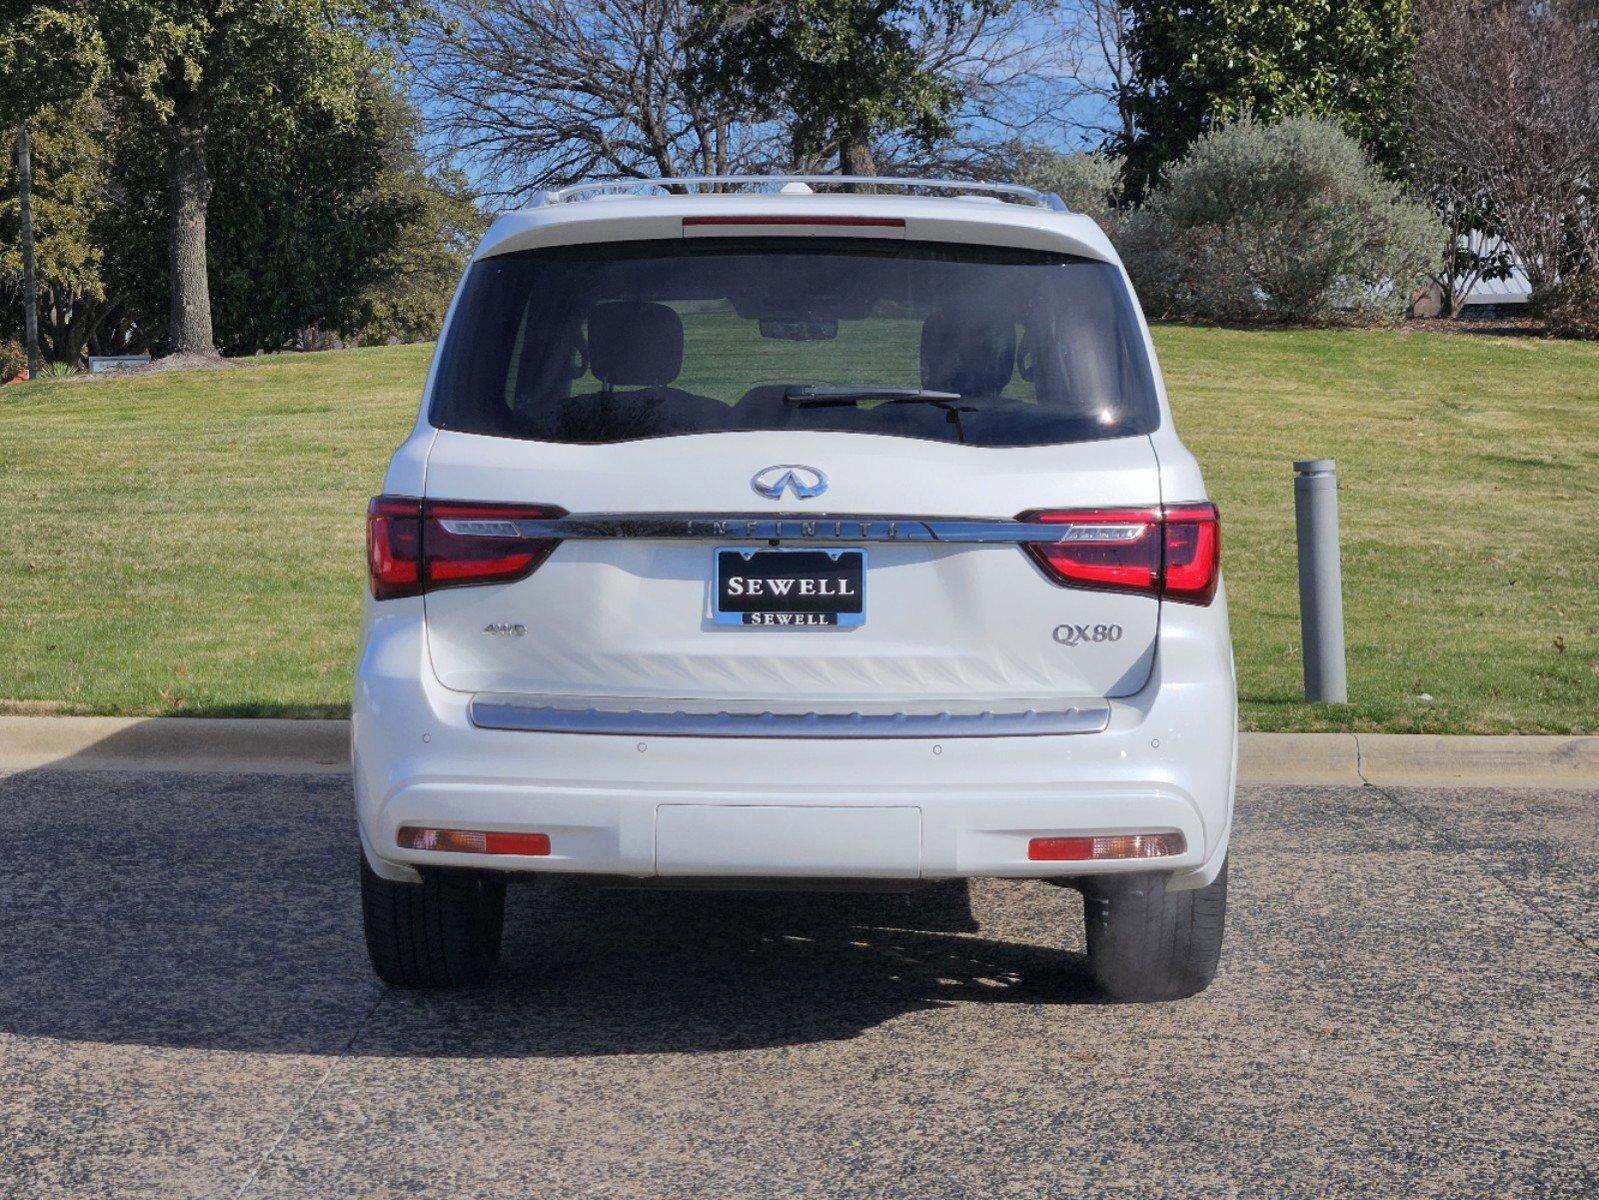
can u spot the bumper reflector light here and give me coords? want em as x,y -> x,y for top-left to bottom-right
398,827 -> 551,856
1027,832 -> 1186,862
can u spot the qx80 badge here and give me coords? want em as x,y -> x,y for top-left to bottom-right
1054,623 -> 1124,646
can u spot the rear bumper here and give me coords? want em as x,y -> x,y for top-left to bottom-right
353,600 -> 1236,889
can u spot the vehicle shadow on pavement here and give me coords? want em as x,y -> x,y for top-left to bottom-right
0,769 -> 1100,1061
385,881 -> 1101,1058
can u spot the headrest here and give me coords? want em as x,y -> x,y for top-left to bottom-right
588,301 -> 683,388
920,306 -> 1017,397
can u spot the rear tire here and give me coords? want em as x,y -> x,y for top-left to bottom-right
1081,859 -> 1227,1002
360,857 -> 507,987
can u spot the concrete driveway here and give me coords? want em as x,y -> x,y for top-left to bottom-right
0,769 -> 1594,1199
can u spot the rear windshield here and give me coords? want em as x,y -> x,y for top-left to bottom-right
429,238 -> 1159,448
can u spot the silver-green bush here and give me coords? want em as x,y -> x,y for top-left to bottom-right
1124,116 -> 1441,325
1007,146 -> 1125,239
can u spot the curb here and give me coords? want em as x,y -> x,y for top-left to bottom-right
1353,732 -> 1599,789
1237,732 -> 1599,788
0,716 -> 350,775
2,716 -> 1596,788
1238,733 -> 1361,786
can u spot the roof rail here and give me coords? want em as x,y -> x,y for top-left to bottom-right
534,175 -> 1069,213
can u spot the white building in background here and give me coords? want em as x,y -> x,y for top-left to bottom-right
1462,232 -> 1532,313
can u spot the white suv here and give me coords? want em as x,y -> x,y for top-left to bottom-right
355,176 -> 1234,1002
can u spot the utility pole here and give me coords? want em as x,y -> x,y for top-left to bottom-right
17,123 -> 42,380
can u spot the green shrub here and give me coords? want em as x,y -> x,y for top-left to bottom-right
0,339 -> 26,382
1008,147 -> 1126,238
1123,116 -> 1442,325
1531,275 -> 1599,340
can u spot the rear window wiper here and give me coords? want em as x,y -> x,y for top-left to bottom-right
784,385 -> 966,408
784,383 -> 976,444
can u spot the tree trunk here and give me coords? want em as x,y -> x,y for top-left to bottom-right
17,124 -> 41,379
840,120 -> 876,191
54,285 -> 92,369
165,104 -> 215,355
841,139 -> 876,175
89,298 -> 131,357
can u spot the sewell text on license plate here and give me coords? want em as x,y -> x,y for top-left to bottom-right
713,547 -> 866,627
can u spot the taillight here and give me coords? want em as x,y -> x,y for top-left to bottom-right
424,501 -> 566,590
1020,503 -> 1220,605
366,497 -> 566,599
1159,503 -> 1222,605
367,497 -> 422,600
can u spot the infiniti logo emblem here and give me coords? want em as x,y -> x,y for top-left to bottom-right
751,463 -> 828,501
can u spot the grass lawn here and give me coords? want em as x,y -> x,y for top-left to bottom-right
1,327 -> 1596,732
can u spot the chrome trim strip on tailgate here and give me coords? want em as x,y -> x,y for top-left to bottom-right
479,513 -> 1158,545
468,696 -> 1113,739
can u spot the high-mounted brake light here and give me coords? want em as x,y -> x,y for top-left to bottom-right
681,215 -> 905,228
1020,503 -> 1220,605
366,497 -> 567,600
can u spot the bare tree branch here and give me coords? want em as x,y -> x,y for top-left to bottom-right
1410,0 -> 1599,298
876,2 -> 1091,174
1008,0 -> 1135,151
407,0 -> 783,201
409,0 -> 1086,194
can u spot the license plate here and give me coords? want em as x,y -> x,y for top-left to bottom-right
713,548 -> 866,627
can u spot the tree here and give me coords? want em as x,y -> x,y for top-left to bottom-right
1410,0 -> 1599,296
408,0 -> 1051,194
343,161 -> 482,346
1120,0 -> 1414,190
853,2 -> 1053,177
81,1 -> 414,356
0,3 -> 103,121
683,0 -> 1021,176
0,97 -> 122,365
1035,0 -> 1137,150
0,1 -> 104,375
103,67 -> 432,356
1411,190 -> 1515,318
342,86 -> 487,345
408,0 -> 775,201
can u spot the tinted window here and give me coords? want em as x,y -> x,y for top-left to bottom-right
429,238 -> 1159,448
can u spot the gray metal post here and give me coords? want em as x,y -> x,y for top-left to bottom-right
1293,459 -> 1348,704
